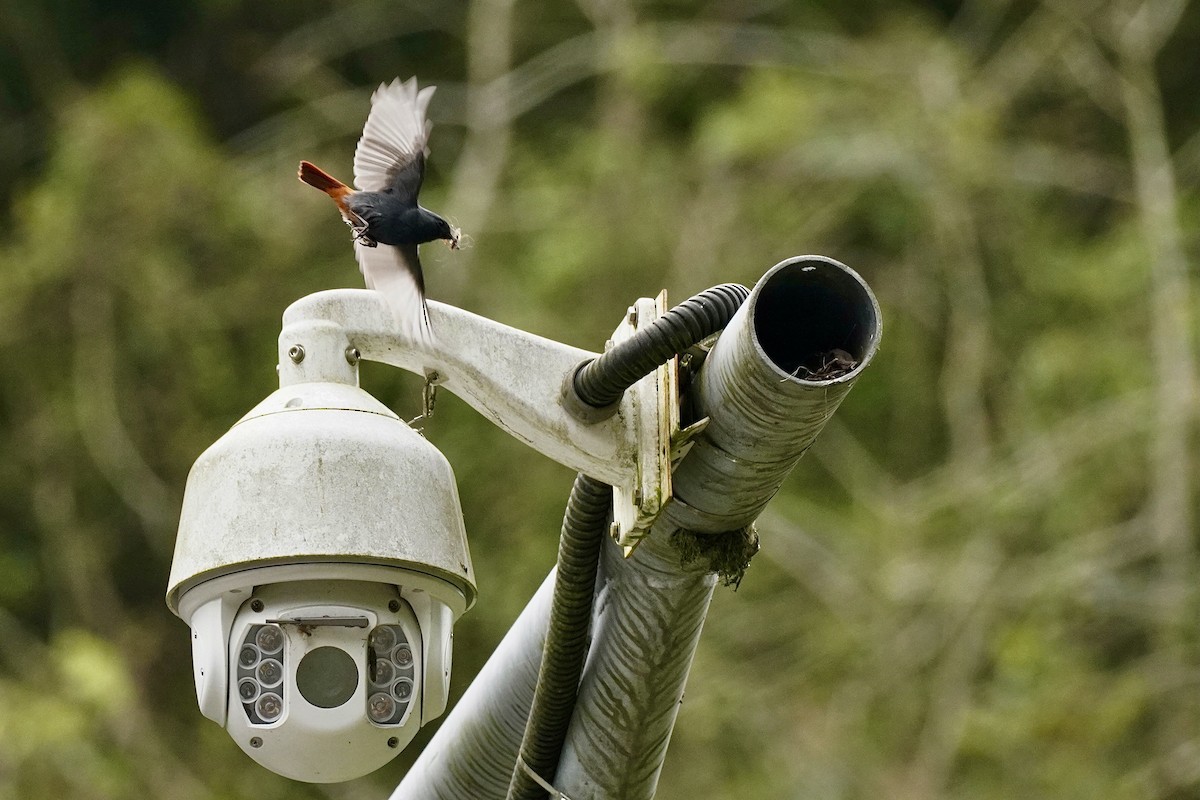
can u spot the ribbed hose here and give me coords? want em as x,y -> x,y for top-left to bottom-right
509,286 -> 750,799
508,474 -> 612,800
572,283 -> 750,408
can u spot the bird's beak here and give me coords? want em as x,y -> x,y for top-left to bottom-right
446,225 -> 462,251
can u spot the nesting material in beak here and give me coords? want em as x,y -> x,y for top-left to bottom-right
446,225 -> 462,250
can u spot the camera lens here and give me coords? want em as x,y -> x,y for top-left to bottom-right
238,677 -> 260,702
257,658 -> 284,687
256,692 -> 283,723
255,625 -> 284,654
369,626 -> 396,654
392,677 -> 414,703
370,657 -> 395,686
367,691 -> 396,723
238,643 -> 260,669
392,644 -> 414,668
296,646 -> 358,709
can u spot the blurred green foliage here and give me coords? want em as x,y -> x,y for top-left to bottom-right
1,1 -> 1199,798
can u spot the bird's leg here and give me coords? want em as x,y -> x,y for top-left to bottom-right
422,372 -> 439,419
405,370 -> 442,430
341,209 -> 376,246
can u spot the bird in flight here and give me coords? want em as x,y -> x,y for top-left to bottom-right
299,77 -> 460,346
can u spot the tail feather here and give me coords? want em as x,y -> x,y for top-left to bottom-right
298,161 -> 351,197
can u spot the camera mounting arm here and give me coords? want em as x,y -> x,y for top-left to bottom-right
277,288 -> 658,497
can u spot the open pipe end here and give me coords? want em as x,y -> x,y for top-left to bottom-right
750,255 -> 881,384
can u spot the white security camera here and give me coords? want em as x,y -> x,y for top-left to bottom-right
166,380 -> 476,783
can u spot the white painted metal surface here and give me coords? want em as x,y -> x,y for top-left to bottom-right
167,380 -> 476,611
277,289 -> 642,488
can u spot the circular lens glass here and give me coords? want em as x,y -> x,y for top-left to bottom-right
238,644 -> 260,669
371,657 -> 395,686
296,646 -> 358,709
255,692 -> 283,723
392,644 -> 414,668
392,677 -> 414,703
238,677 -> 260,702
257,658 -> 283,687
255,625 -> 284,654
369,626 -> 396,654
367,691 -> 396,723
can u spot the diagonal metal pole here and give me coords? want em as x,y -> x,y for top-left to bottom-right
553,256 -> 881,799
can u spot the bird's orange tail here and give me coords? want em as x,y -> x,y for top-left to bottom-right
298,161 -> 352,198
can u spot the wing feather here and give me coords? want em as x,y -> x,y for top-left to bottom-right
354,241 -> 434,347
353,77 -> 436,200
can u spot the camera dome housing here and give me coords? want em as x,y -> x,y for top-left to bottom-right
166,380 -> 475,782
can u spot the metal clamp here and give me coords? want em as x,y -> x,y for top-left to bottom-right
607,291 -> 678,556
517,756 -> 573,800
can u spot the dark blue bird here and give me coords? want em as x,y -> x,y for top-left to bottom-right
299,77 -> 460,345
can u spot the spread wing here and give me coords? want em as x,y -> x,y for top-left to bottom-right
355,240 -> 434,347
353,77 -> 436,203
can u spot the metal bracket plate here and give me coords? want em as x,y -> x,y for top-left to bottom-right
609,291 -> 678,556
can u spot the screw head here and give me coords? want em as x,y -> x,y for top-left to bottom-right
250,736 -> 263,748
345,346 -> 361,365
387,737 -> 399,748
388,599 -> 401,613
287,344 -> 305,364
251,599 -> 264,613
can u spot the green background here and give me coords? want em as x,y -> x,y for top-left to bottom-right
1,1 -> 1199,797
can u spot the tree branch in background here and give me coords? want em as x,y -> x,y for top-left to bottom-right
70,283 -> 177,552
1113,1 -> 1198,784
446,0 -> 517,288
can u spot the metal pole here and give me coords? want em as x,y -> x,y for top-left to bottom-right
553,256 -> 881,799
553,533 -> 717,799
665,255 -> 882,535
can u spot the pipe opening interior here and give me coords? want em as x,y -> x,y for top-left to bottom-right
752,259 -> 879,378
